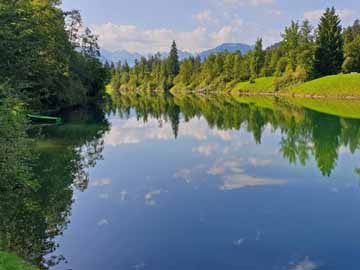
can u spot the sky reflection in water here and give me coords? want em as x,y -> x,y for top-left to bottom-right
48,95 -> 360,270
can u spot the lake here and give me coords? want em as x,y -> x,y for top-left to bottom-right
4,93 -> 360,270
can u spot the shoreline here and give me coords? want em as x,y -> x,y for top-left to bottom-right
170,89 -> 360,100
231,91 -> 360,100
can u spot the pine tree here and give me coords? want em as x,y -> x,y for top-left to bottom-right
343,19 -> 360,73
168,40 -> 180,77
312,7 -> 344,78
251,38 -> 265,78
282,21 -> 300,70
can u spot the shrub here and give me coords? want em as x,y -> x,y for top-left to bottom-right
274,65 -> 309,91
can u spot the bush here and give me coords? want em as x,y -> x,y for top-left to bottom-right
0,252 -> 36,270
275,57 -> 289,77
274,65 -> 309,91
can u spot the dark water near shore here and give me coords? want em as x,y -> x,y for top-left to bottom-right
3,94 -> 360,270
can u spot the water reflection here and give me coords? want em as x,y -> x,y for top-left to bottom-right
112,92 -> 360,177
2,93 -> 360,270
0,104 -> 109,269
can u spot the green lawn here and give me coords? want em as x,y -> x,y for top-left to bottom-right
230,74 -> 360,97
288,74 -> 360,97
0,252 -> 36,270
231,77 -> 275,93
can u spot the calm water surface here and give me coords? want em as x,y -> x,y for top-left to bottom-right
23,95 -> 360,269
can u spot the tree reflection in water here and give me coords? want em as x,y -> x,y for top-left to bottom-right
112,91 -> 360,177
0,101 -> 109,269
2,92 -> 360,268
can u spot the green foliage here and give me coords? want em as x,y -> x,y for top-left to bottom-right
0,93 -> 110,268
114,92 -> 360,176
289,74 -> 360,97
343,20 -> 360,73
0,252 -> 36,270
250,38 -> 265,77
168,41 -> 180,78
312,7 -> 344,78
110,7 -> 360,96
233,77 -> 275,92
274,65 -> 308,91
0,1 -> 107,112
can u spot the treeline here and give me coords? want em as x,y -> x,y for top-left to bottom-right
0,0 -> 111,112
111,7 -> 360,93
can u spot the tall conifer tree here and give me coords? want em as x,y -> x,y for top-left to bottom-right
312,7 -> 344,78
168,40 -> 180,77
251,38 -> 265,77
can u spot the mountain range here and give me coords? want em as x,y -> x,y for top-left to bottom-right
100,43 -> 253,66
198,43 -> 253,60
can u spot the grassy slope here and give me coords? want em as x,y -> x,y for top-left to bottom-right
288,74 -> 360,97
231,77 -> 275,93
230,74 -> 360,97
0,252 -> 36,270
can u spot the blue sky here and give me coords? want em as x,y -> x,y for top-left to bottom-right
62,0 -> 359,54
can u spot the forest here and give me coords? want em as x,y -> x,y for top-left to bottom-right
0,0 -> 111,113
0,1 -> 110,268
110,7 -> 360,94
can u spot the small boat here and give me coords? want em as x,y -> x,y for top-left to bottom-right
27,114 -> 62,125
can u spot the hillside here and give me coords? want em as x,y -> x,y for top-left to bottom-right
199,43 -> 253,60
288,74 -> 360,97
230,74 -> 360,98
100,49 -> 142,66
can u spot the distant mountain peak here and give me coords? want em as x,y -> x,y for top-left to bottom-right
198,43 -> 253,60
100,42 -> 253,66
100,49 -> 142,66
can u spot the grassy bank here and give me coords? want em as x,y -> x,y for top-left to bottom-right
231,77 -> 275,93
288,74 -> 360,97
0,252 -> 36,270
229,74 -> 360,98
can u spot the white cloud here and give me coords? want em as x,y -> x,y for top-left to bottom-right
91,178 -> 112,187
233,238 -> 245,246
221,173 -> 286,190
208,157 -> 244,175
208,166 -> 227,175
145,190 -> 162,206
89,0 -> 287,56
174,169 -> 193,183
92,22 -> 230,53
248,157 -> 272,167
250,0 -> 274,6
99,193 -> 110,200
223,0 -> 274,7
195,10 -> 218,25
104,116 -> 238,146
97,219 -> 109,226
268,9 -> 282,16
290,257 -> 319,270
120,190 -> 128,201
304,8 -> 355,23
192,144 -> 218,156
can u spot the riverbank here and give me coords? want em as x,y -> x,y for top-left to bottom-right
229,74 -> 360,99
108,72 -> 360,119
0,252 -> 36,270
